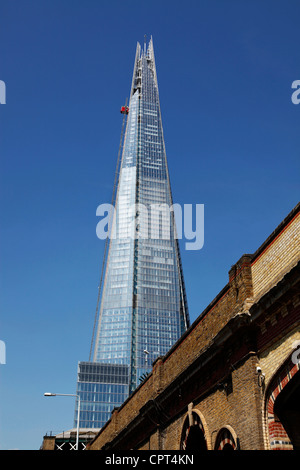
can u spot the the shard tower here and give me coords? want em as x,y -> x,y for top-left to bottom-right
75,38 -> 189,429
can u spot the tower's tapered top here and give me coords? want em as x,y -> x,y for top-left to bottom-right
130,36 -> 158,98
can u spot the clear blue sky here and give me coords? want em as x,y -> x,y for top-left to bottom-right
0,0 -> 299,450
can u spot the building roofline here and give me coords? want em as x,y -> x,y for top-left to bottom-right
251,201 -> 299,266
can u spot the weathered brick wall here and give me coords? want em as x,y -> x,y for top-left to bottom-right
229,355 -> 264,450
160,354 -> 263,450
136,354 -> 264,450
251,212 -> 299,301
162,414 -> 186,450
260,327 -> 300,391
160,254 -> 254,392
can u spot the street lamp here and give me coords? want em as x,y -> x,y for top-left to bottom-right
44,392 -> 80,450
144,349 -> 149,365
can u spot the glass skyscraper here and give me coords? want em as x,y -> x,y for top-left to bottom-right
75,38 -> 189,430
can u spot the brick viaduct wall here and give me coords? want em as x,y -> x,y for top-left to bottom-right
251,209 -> 299,301
87,203 -> 300,451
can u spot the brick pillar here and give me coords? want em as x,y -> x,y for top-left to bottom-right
228,254 -> 254,314
110,407 -> 119,439
41,435 -> 56,450
152,356 -> 164,396
268,419 -> 293,450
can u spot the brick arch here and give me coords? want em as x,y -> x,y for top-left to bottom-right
214,425 -> 238,450
265,357 -> 300,450
179,408 -> 211,450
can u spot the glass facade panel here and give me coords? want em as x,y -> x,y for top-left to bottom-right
75,362 -> 129,429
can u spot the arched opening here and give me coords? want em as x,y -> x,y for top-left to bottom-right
180,411 -> 207,451
266,359 -> 300,450
214,426 -> 238,450
185,425 -> 207,451
273,370 -> 300,450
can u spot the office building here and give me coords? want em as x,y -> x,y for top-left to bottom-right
75,38 -> 190,429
